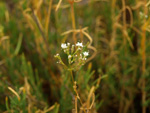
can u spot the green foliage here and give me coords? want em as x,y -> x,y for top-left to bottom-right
1,0 -> 150,113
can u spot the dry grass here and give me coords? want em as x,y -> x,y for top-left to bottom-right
0,0 -> 150,113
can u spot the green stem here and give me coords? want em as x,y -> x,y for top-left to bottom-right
70,70 -> 86,113
70,70 -> 75,85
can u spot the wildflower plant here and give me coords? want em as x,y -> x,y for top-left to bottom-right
55,42 -> 89,71
55,41 -> 91,113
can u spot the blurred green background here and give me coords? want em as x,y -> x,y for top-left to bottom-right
0,0 -> 150,113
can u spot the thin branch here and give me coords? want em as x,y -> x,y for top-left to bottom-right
31,9 -> 50,52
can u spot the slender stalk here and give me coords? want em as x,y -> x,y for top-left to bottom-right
110,0 -> 116,52
141,25 -> 146,113
122,0 -> 127,45
69,1 -> 77,43
45,0 -> 53,38
75,96 -> 78,113
71,3 -> 76,30
141,1 -> 147,113
31,9 -> 50,53
70,70 -> 75,84
70,70 -> 86,113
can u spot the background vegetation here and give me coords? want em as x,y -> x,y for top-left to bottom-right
0,0 -> 150,113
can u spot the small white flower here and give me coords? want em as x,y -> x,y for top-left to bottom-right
76,42 -> 83,47
61,43 -> 67,49
54,53 -> 59,57
83,52 -> 89,56
67,43 -> 70,46
84,58 -> 87,60
68,55 -> 72,59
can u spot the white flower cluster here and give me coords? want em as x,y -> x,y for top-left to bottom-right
61,43 -> 67,49
55,42 -> 89,70
83,52 -> 89,56
79,51 -> 89,61
76,42 -> 83,47
61,42 -> 83,50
